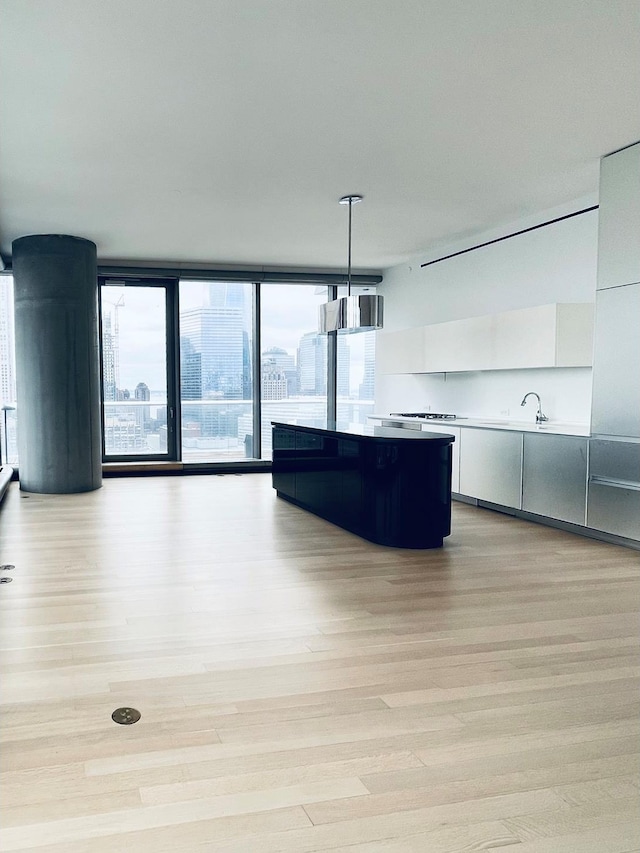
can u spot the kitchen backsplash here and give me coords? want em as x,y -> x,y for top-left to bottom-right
375,366 -> 593,424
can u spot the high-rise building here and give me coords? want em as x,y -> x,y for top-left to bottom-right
261,365 -> 288,401
297,332 -> 350,397
297,332 -> 327,395
359,332 -> 376,400
180,338 -> 202,400
180,284 -> 250,401
180,283 -> 252,442
262,346 -> 294,371
134,381 -> 151,433
337,336 -> 350,399
262,346 -> 297,396
103,414 -> 145,453
102,311 -> 117,401
134,382 -> 150,401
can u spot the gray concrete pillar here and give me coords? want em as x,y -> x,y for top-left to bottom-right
12,235 -> 102,493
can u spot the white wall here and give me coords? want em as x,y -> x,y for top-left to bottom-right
376,199 -> 598,424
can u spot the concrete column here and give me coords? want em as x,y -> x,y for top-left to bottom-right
12,235 -> 102,493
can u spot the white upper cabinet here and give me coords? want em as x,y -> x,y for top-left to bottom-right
597,142 -> 640,290
376,303 -> 594,374
375,325 -> 425,374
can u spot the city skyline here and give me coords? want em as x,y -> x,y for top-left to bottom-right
101,282 -> 372,399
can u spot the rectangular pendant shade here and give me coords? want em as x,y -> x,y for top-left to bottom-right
318,294 -> 384,334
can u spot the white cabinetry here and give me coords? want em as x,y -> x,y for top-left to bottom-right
459,429 -> 523,508
422,314 -> 494,372
377,303 -> 594,374
376,325 -> 424,374
597,142 -> 640,290
522,434 -> 587,525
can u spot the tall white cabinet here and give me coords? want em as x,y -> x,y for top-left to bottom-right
597,142 -> 640,291
587,141 -> 640,543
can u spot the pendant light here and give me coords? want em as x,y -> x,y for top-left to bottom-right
318,195 -> 384,334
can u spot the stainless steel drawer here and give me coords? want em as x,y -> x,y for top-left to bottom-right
587,439 -> 640,540
587,480 -> 640,540
589,439 -> 640,482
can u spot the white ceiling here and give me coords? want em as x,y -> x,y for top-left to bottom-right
1,0 -> 639,271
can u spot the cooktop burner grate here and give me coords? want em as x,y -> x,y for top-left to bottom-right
390,412 -> 458,419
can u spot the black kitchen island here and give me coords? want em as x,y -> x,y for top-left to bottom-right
272,422 -> 455,548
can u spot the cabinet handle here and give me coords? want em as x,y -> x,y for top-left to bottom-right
590,475 -> 640,492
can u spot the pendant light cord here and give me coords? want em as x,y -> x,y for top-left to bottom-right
347,197 -> 352,298
339,194 -> 362,298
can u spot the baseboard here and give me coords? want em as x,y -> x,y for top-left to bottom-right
451,493 -> 640,551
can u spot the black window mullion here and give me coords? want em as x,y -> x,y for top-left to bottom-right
327,285 -> 338,426
97,283 -> 107,460
252,282 -> 261,459
167,280 -> 180,461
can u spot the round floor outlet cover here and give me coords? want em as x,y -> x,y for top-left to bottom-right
111,707 -> 141,725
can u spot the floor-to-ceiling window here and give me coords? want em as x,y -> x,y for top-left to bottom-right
260,285 -> 328,459
179,280 -> 254,463
100,280 -> 176,459
93,276 -> 376,467
0,274 -> 17,465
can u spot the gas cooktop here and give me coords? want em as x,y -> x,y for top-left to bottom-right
390,412 -> 458,420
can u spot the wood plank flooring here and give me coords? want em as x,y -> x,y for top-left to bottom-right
0,473 -> 638,852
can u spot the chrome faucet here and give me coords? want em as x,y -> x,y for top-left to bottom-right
520,392 -> 548,423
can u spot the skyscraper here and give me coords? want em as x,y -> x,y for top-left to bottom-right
297,332 -> 350,397
180,283 -> 252,442
102,311 -> 117,402
134,381 -> 151,433
180,284 -> 250,401
261,365 -> 288,401
359,331 -> 376,400
262,346 -> 297,397
297,332 -> 327,395
337,336 -> 350,399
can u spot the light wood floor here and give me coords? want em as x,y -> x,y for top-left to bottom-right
0,474 -> 638,852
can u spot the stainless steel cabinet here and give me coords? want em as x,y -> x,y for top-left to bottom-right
459,429 -> 523,508
587,439 -> 640,541
597,142 -> 640,290
522,434 -> 588,525
590,282 -> 640,439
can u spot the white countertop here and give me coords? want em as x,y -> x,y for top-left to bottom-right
368,414 -> 591,437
